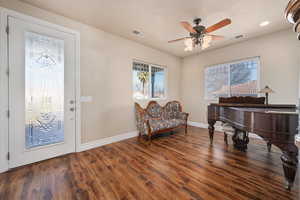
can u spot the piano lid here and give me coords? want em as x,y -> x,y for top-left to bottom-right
210,103 -> 297,109
265,110 -> 298,115
228,107 -> 298,114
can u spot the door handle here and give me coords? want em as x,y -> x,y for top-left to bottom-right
70,107 -> 75,112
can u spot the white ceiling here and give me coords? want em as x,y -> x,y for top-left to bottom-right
21,0 -> 291,58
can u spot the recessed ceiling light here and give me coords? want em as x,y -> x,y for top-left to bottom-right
260,21 -> 270,27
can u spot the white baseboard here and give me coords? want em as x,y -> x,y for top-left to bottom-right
187,121 -> 223,132
188,121 -> 262,139
0,165 -> 8,174
79,131 -> 138,152
187,121 -> 208,129
0,154 -> 8,173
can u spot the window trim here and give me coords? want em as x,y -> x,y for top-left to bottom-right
132,59 -> 168,100
204,56 -> 261,101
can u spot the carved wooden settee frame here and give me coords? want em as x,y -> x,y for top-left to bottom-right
135,101 -> 189,144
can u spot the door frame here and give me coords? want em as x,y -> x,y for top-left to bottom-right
0,7 -> 81,172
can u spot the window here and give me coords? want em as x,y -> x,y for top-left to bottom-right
205,57 -> 260,100
133,61 -> 166,100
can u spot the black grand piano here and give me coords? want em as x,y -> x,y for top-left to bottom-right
207,96 -> 299,190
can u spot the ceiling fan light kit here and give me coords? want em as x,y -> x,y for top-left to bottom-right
169,17 -> 232,51
202,35 -> 212,49
184,38 -> 194,51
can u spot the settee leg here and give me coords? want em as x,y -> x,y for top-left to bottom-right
224,133 -> 228,145
137,133 -> 146,145
185,124 -> 188,135
267,142 -> 272,152
137,132 -> 141,142
148,133 -> 152,145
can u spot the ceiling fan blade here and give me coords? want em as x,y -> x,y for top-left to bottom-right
168,37 -> 190,43
205,18 -> 232,33
206,34 -> 225,40
180,21 -> 197,33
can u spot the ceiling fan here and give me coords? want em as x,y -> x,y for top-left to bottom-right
168,18 -> 232,51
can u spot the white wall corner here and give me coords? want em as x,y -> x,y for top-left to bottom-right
79,131 -> 139,152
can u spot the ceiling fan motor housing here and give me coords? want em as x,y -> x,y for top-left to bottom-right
193,18 -> 202,25
192,18 -> 206,33
194,25 -> 206,33
190,25 -> 206,42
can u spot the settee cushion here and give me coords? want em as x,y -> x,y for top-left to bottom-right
147,102 -> 163,118
149,118 -> 185,132
164,101 -> 182,119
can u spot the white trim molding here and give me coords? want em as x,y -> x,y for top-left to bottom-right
0,7 -> 9,174
187,121 -> 223,132
188,121 -> 262,139
187,121 -> 208,129
0,167 -> 8,174
79,131 -> 138,152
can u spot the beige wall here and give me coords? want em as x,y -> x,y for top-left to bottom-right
181,29 -> 300,124
0,0 -> 182,143
1,1 -> 299,144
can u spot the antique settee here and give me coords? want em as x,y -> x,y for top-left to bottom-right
135,101 -> 189,143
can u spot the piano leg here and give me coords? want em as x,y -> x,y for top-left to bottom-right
267,142 -> 272,152
232,129 -> 249,152
208,120 -> 216,145
280,144 -> 299,190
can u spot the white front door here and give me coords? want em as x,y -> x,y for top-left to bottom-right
8,16 -> 76,168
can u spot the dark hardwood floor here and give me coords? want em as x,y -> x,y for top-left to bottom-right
0,126 -> 299,200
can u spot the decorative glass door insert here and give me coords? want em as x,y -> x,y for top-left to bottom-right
25,32 -> 65,149
9,16 -> 76,168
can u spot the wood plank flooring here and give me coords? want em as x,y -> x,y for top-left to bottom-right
0,126 -> 299,200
